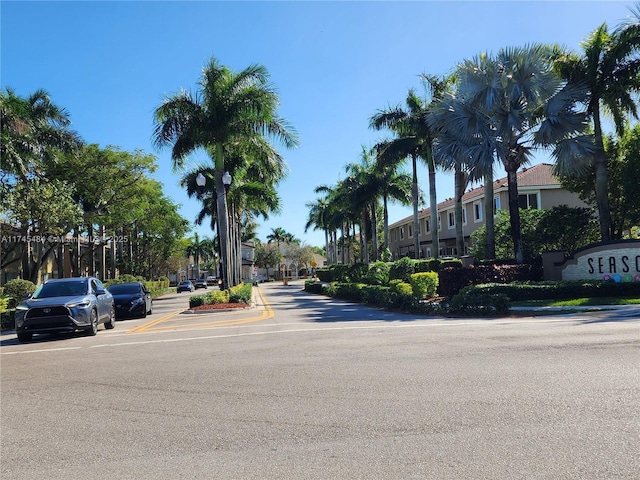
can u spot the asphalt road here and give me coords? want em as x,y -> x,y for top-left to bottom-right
1,281 -> 638,479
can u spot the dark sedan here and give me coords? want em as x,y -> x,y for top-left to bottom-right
176,280 -> 195,293
107,282 -> 153,319
14,277 -> 115,343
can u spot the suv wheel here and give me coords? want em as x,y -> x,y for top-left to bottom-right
17,332 -> 33,343
104,306 -> 116,329
85,309 -> 98,336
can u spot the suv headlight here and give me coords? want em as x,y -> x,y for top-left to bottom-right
68,300 -> 91,309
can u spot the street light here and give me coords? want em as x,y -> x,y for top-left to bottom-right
195,170 -> 232,290
222,171 -> 232,190
195,172 -> 206,188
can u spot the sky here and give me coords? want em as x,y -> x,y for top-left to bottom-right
1,1 -> 635,248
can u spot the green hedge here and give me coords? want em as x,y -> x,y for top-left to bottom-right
188,283 -> 252,308
459,280 -> 640,301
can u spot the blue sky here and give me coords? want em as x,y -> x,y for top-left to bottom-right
1,1 -> 634,248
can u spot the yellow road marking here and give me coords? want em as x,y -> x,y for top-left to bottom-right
126,309 -> 183,334
127,288 -> 274,334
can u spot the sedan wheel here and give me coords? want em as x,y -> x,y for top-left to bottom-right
17,332 -> 33,343
85,309 -> 98,336
104,306 -> 116,329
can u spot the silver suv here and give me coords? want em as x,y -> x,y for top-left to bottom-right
15,277 -> 115,343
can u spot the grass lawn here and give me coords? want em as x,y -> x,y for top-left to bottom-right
512,297 -> 640,307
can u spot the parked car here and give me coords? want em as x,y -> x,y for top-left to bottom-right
14,277 -> 115,343
194,279 -> 208,289
206,276 -> 220,286
176,280 -> 195,293
107,282 -> 152,319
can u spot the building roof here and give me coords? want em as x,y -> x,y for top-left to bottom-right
392,163 -> 560,225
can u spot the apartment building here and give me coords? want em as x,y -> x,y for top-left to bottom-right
387,163 -> 587,260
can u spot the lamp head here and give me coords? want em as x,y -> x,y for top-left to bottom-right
195,173 -> 206,187
222,171 -> 232,186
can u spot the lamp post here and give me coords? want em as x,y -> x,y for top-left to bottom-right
195,171 -> 232,290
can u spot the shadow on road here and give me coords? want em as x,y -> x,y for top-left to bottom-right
260,283 -> 444,323
260,283 -> 640,325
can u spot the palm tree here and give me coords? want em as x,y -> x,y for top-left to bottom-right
1,87 -> 82,179
432,45 -> 593,263
152,57 -> 298,289
305,196 -> 333,263
370,75 -> 451,259
553,6 -> 640,240
374,161 -> 412,253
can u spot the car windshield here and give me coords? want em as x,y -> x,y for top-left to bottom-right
32,280 -> 88,299
108,284 -> 141,294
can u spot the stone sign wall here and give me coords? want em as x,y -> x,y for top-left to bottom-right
543,240 -> 640,281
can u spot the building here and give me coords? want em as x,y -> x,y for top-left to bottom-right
387,163 -> 587,260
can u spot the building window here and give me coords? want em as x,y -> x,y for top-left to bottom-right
408,224 -> 413,238
438,216 -> 442,231
474,202 -> 483,222
518,193 -> 539,209
462,208 -> 467,225
424,219 -> 430,233
494,196 -> 501,214
426,248 -> 431,258
448,211 -> 455,229
400,227 -> 404,240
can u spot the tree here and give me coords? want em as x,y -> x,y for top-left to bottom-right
371,75 -> 452,259
153,56 -> 298,289
0,177 -> 83,282
0,87 -> 81,180
305,196 -> 333,263
432,45 -> 593,263
553,5 -> 640,240
470,207 -> 599,260
560,123 -> 640,238
254,242 -> 282,280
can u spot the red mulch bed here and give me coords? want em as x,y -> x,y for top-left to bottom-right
190,303 -> 250,311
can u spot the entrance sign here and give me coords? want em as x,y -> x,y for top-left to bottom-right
544,240 -> 640,281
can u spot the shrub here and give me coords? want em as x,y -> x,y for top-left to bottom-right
409,272 -> 439,298
366,261 -> 390,285
461,280 -> 640,302
389,279 -> 413,296
3,279 -> 36,306
189,294 -> 208,308
348,263 -> 369,283
0,295 -> 9,313
229,283 -> 252,304
389,257 -> 415,282
207,290 -> 230,304
315,267 -> 333,282
1,310 -> 15,331
304,281 -> 325,294
438,263 -> 543,297
446,293 -> 510,315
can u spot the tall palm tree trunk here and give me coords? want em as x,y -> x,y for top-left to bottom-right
484,170 -> 496,260
505,160 -> 524,264
427,154 -> 439,260
382,194 -> 390,251
454,165 -> 467,257
411,154 -> 420,259
371,201 -> 379,261
592,107 -> 612,241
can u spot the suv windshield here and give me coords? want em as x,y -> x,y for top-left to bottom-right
33,280 -> 88,299
108,284 -> 142,294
